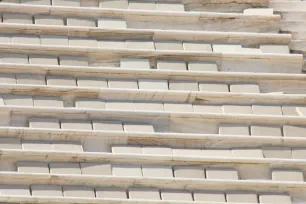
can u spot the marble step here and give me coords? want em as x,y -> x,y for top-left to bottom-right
0,44 -> 302,74
0,3 -> 281,32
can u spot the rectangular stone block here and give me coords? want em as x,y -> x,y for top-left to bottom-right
77,77 -> 108,88
120,58 -> 150,69
219,124 -> 249,135
172,148 -> 202,156
12,35 -> 40,45
21,0 -> 51,4
22,140 -> 52,150
61,120 -> 92,130
283,125 -> 306,137
292,148 -> 306,159
40,35 -> 68,46
29,55 -> 59,65
206,168 -> 239,180
34,15 -> 64,25
0,73 -> 16,84
0,53 -> 28,64
202,149 -> 233,157
59,55 -> 89,66
69,37 -> 98,47
161,190 -> 193,201
244,8 -> 274,15
174,166 -> 205,179
46,75 -> 77,86
67,17 -> 96,27
157,60 -> 187,71
230,84 -> 260,93
129,188 -> 160,200
98,18 -> 127,29
128,1 -> 156,10
194,191 -> 226,202
138,79 -> 168,90
75,98 -> 105,109
134,102 -> 164,112
259,193 -> 292,204
260,45 -> 290,54
251,125 -> 282,137
169,80 -> 198,91
142,146 -> 172,155
63,186 -> 95,198
183,42 -> 212,52
31,184 -> 63,197
92,120 -> 123,131
252,105 -> 282,115
213,44 -> 242,52
111,145 -> 142,154
52,0 -> 80,6
112,164 -> 142,176
49,162 -> 81,174
272,169 -> 304,182
17,161 -> 49,173
0,34 -> 12,44
282,105 -> 298,116
0,185 -> 30,196
98,40 -> 126,48
142,165 -> 173,177
222,105 -> 252,114
232,148 -> 263,158
80,0 -> 98,7
199,83 -> 229,92
126,40 -> 155,50
188,61 -> 218,72
123,123 -> 155,132
155,2 -> 184,11
108,79 -> 138,89
3,13 -> 33,24
80,162 -> 111,175
226,191 -> 258,203
16,74 -> 45,85
99,0 -> 128,9
262,147 -> 292,159
96,187 -> 127,199
193,105 -> 222,113
0,138 -> 21,149
33,96 -> 64,107
52,141 -> 83,152
29,118 -> 60,129
106,101 -> 135,110
4,95 -> 33,106
154,40 -> 183,50
164,103 -> 193,112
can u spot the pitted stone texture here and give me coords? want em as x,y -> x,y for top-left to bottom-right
35,15 -> 64,25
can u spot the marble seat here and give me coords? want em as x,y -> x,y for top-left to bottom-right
76,77 -> 108,88
96,187 -> 127,199
222,105 -> 253,114
226,191 -> 258,203
232,148 -> 264,158
111,145 -> 142,154
187,61 -> 218,72
98,18 -> 127,29
282,105 -> 299,116
183,42 -> 212,52
138,79 -> 168,90
213,44 -> 242,52
3,95 -> 33,106
75,98 -> 106,109
33,96 -> 64,107
123,123 -> 155,132
31,184 -> 63,197
283,125 -> 306,137
3,13 -> 33,24
0,53 -> 29,64
272,169 -> 304,182
193,104 -> 223,113
29,55 -> 59,65
164,103 -> 193,112
52,141 -> 83,152
49,162 -> 81,174
262,147 -> 292,159
129,188 -> 161,200
112,164 -> 143,176
120,58 -> 150,69
80,162 -> 112,175
202,149 -> 233,157
17,161 -> 49,173
12,34 -> 40,45
99,0 -> 128,9
29,118 -> 60,129
161,190 -> 193,201
0,185 -> 30,196
67,17 -> 96,27
40,35 -> 68,46
16,74 -> 46,85
199,83 -> 229,92
292,148 -> 306,159
22,140 -> 52,150
154,40 -> 183,50
60,120 -> 92,130
142,146 -> 172,155
250,125 -> 282,137
156,60 -> 187,71
106,101 -> 135,111
108,79 -> 138,89
63,186 -> 95,198
174,166 -> 205,179
169,80 -> 198,91
99,40 -> 126,48
260,45 -> 290,54
172,148 -> 202,156
252,105 -> 283,115
126,40 -> 155,50
69,37 -> 98,47
230,84 -> 260,93
59,56 -> 89,66
219,124 -> 250,135
0,138 -> 22,149
34,15 -> 65,25
93,120 -> 123,131
259,193 -> 292,204
46,75 -> 77,86
193,191 -> 226,202
206,168 -> 239,180
142,165 -> 173,177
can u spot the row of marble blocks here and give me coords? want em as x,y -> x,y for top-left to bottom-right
0,33 -> 289,54
0,184 -> 291,203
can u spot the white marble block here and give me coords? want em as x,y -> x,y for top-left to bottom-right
33,96 -> 64,107
49,162 -> 81,174
174,166 -> 205,179
63,186 -> 95,198
0,185 -> 30,196
292,148 -> 306,160
29,118 -> 60,129
0,138 -> 22,149
222,105 -> 252,114
52,0 -> 80,6
106,101 -> 135,110
193,105 -> 222,113
0,73 -> 16,84
226,191 -> 258,203
80,162 -> 112,175
12,35 -> 40,45
169,80 -> 198,91
40,35 -> 69,46
230,84 -> 260,93
75,98 -> 106,109
98,18 -> 127,29
52,141 -> 83,152
154,41 -> 183,50
99,40 -> 126,48
183,42 -> 212,52
202,149 -> 233,157
262,147 -> 292,159
272,169 -> 304,182
80,0 -> 98,7
128,1 -> 156,10
99,0 -> 128,9
22,140 -> 52,150
157,60 -> 187,71
252,105 -> 282,115
199,83 -> 229,92
108,79 -> 138,89
61,120 -> 92,130
134,102 -> 164,112
259,193 -> 292,204
67,17 -> 96,27
34,15 -> 64,25
232,148 -> 264,158
96,187 -> 127,199
17,161 -> 49,173
129,188 -> 160,200
219,124 -> 250,135
46,75 -> 77,86
112,164 -> 143,176
260,45 -> 290,54
123,123 -> 154,132
16,74 -> 45,85
172,148 -> 202,156
69,37 -> 98,47
138,79 -> 168,90
77,77 -> 108,87
59,55 -> 89,66
250,125 -> 282,137
0,53 -> 28,64
120,58 -> 150,69
142,146 -> 172,155
142,165 -> 173,177
112,145 -> 142,154
92,120 -> 123,131
155,2 -> 184,11
188,61 -> 218,72
29,55 -> 59,65
31,184 -> 63,197
206,168 -> 239,180
283,125 -> 306,137
164,103 -> 193,112
193,191 -> 226,202
126,40 -> 155,50
213,44 -> 242,52
161,190 -> 193,201
3,13 -> 33,24
244,8 -> 274,15
3,95 -> 33,106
